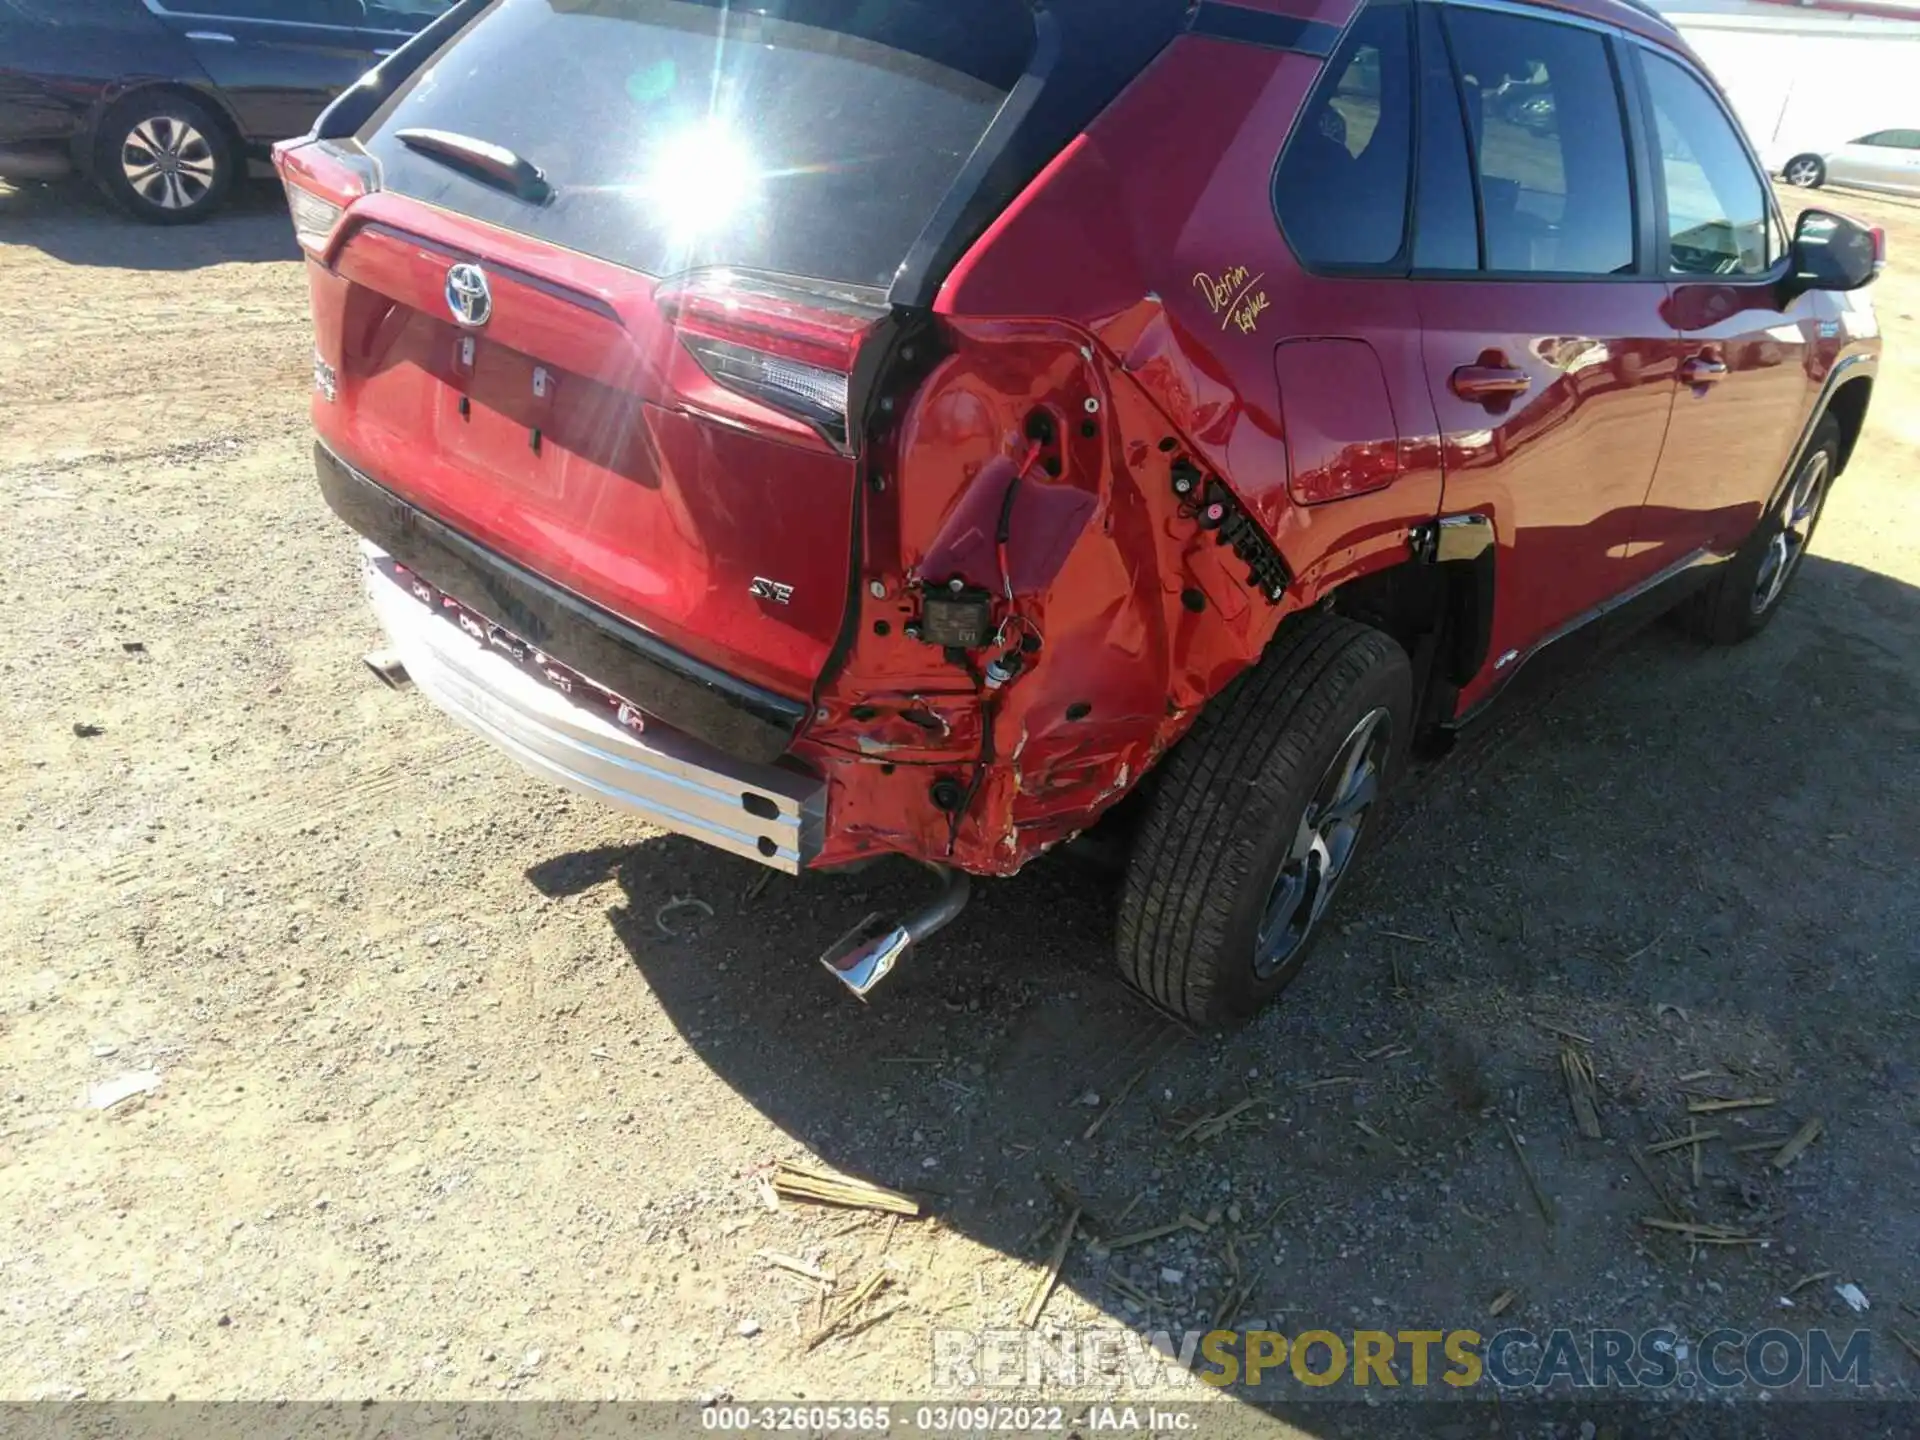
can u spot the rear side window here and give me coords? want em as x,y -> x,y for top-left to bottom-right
1442,7 -> 1636,276
360,0 -> 1031,288
1858,129 -> 1920,148
1640,51 -> 1769,277
1273,1 -> 1415,270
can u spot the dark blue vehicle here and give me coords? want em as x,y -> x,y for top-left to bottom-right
0,0 -> 450,221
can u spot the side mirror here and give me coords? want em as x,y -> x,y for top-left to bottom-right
1791,209 -> 1885,292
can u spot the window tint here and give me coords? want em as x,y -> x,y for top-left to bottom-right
1273,2 -> 1414,269
362,0 -> 1029,288
1859,128 -> 1920,148
1642,51 -> 1769,277
1412,3 -> 1479,270
1443,8 -> 1636,275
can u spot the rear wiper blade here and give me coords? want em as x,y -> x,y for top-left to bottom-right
395,128 -> 552,204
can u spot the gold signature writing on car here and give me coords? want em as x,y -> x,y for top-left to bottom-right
1193,265 -> 1270,335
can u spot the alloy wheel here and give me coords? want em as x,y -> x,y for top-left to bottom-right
1751,449 -> 1829,616
120,116 -> 218,212
1253,706 -> 1392,979
1785,158 -> 1821,187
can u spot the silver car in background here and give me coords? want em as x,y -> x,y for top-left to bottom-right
1783,129 -> 1920,197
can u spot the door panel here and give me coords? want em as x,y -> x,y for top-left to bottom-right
1633,48 -> 1812,568
1418,286 -> 1677,687
146,0 -> 381,141
1413,5 -> 1676,700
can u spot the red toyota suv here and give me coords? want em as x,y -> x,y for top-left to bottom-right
277,0 -> 1882,1026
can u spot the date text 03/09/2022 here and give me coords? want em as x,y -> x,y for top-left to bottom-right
700,1405 -> 1195,1433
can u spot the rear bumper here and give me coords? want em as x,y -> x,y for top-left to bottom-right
362,544 -> 823,872
314,441 -> 808,764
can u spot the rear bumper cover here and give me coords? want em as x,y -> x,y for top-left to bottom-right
313,441 -> 808,764
361,543 -> 823,872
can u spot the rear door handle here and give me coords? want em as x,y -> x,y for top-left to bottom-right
1450,364 -> 1532,405
1681,356 -> 1729,387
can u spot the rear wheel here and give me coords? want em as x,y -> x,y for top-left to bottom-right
1783,154 -> 1825,189
1115,615 -> 1411,1027
94,92 -> 233,224
1681,418 -> 1837,645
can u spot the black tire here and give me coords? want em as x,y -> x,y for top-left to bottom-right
93,92 -> 234,224
1115,615 -> 1412,1027
1782,154 -> 1826,189
1680,417 -> 1838,646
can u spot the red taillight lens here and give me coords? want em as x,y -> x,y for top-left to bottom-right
657,270 -> 884,451
270,139 -> 368,259
1871,225 -> 1888,276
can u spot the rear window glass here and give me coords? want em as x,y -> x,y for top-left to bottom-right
1273,1 -> 1414,270
359,0 -> 1030,289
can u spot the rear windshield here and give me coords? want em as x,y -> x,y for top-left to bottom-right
360,0 -> 1031,289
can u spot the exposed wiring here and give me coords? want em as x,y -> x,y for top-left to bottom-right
992,439 -> 1048,651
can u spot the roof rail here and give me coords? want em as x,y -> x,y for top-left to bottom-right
1611,0 -> 1679,28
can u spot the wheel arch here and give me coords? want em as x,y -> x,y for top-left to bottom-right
1304,517 -> 1496,746
1824,372 -> 1873,476
82,80 -> 246,179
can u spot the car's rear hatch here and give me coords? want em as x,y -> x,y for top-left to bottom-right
296,0 -> 1030,721
285,0 -> 1190,759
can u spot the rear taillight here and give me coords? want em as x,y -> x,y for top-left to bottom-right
1871,226 -> 1888,276
657,271 -> 884,451
270,139 -> 370,259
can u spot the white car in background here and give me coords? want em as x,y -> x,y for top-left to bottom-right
1782,130 -> 1920,196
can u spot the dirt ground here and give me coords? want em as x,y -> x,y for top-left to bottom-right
2,173 -> 1917,1430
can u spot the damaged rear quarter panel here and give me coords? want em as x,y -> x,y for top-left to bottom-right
799,14 -> 1440,876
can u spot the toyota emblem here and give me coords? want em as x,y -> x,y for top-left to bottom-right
445,262 -> 492,328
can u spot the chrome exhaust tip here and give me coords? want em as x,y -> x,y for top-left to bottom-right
820,865 -> 971,998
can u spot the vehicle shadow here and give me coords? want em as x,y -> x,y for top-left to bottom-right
0,176 -> 297,267
529,552 -> 1919,1419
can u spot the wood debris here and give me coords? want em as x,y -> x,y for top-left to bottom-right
1889,1331 -> 1920,1368
1677,1069 -> 1716,1084
1771,1117 -> 1824,1171
1646,1129 -> 1720,1155
1084,1063 -> 1150,1141
1560,1046 -> 1602,1140
1629,1146 -> 1683,1222
760,1251 -> 835,1286
1639,1217 -> 1758,1243
807,1268 -> 891,1349
1103,1216 -> 1206,1251
1786,1270 -> 1835,1295
1022,1207 -> 1080,1328
1212,1266 -> 1262,1330
1379,929 -> 1434,944
1176,1097 -> 1263,1144
1489,1288 -> 1519,1317
1298,1075 -> 1361,1091
773,1159 -> 922,1217
1732,1137 -> 1792,1154
1536,1021 -> 1596,1046
1502,1117 -> 1556,1227
1687,1096 -> 1776,1114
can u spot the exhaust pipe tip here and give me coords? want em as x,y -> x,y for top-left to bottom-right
819,865 -> 971,999
821,915 -> 915,998
363,648 -> 412,690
